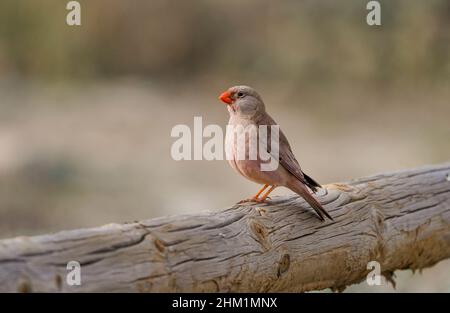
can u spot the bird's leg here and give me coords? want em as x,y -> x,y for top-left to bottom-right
238,184 -> 269,204
254,184 -> 270,199
258,185 -> 276,202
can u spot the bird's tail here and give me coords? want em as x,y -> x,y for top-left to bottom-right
303,172 -> 322,193
288,181 -> 333,221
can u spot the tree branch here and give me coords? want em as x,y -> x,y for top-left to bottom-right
0,163 -> 449,292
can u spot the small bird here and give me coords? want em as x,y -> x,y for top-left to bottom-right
219,85 -> 333,221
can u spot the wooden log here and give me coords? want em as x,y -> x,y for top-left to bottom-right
0,163 -> 449,292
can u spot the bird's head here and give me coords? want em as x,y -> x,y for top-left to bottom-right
219,85 -> 265,118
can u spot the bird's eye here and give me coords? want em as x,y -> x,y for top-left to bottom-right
237,92 -> 245,98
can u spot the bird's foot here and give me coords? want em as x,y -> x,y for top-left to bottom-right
237,198 -> 256,204
237,197 -> 270,204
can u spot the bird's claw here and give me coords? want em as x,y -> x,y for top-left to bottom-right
237,197 -> 269,204
237,198 -> 254,204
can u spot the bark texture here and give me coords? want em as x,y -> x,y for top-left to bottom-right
0,163 -> 449,292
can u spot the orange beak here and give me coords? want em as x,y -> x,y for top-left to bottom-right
219,91 -> 233,105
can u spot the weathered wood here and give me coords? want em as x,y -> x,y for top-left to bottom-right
0,163 -> 449,292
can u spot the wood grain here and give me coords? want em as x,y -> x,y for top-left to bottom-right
0,163 -> 449,292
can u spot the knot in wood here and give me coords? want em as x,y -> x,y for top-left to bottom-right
277,254 -> 290,277
249,219 -> 271,250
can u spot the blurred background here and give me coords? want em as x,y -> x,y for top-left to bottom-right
0,0 -> 449,291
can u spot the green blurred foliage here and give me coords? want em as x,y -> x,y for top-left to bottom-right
0,0 -> 449,85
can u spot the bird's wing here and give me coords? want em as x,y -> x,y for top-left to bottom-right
278,130 -> 309,184
258,113 -> 308,185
